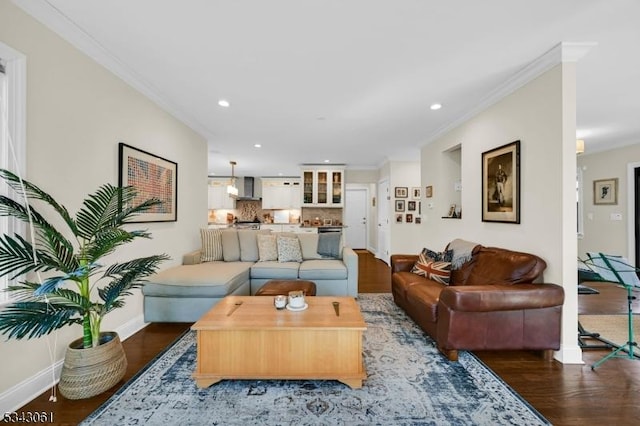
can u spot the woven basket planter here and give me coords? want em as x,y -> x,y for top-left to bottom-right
58,332 -> 128,400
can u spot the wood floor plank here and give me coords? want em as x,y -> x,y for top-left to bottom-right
17,251 -> 640,425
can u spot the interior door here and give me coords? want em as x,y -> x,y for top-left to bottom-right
345,187 -> 368,249
377,178 -> 390,264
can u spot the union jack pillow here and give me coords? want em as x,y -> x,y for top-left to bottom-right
411,248 -> 453,285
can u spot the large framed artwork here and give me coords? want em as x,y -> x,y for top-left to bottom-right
118,143 -> 178,222
482,140 -> 520,224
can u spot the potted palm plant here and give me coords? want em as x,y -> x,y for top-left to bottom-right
0,169 -> 169,399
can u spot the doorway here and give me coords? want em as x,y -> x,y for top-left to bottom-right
344,186 -> 368,249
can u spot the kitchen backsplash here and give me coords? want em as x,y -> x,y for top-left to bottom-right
208,201 -> 342,225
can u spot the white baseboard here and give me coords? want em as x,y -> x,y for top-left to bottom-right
0,314 -> 148,413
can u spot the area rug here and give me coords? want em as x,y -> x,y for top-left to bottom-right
81,294 -> 549,425
579,314 -> 640,356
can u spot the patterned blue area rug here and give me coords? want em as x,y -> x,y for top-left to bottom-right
82,294 -> 549,425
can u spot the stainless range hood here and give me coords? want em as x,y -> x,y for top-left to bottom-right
237,177 -> 262,201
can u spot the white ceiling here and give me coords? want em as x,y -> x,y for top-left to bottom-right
14,0 -> 640,177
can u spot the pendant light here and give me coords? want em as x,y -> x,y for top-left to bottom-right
227,161 -> 239,198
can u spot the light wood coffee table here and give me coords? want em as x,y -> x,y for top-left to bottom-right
191,295 -> 367,388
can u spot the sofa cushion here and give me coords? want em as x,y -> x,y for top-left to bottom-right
405,282 -> 445,322
221,229 -> 240,261
144,261 -> 252,297
250,261 -> 300,279
411,248 -> 453,284
238,229 -> 262,262
257,234 -> 278,261
297,233 -> 324,260
200,228 -> 223,262
455,247 -> 546,286
277,235 -> 303,262
299,259 -> 347,280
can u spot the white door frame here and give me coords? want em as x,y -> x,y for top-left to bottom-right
626,161 -> 640,266
377,178 -> 390,263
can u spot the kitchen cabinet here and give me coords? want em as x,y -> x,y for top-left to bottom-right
208,179 -> 236,210
261,224 -> 317,233
301,167 -> 344,207
261,178 -> 301,209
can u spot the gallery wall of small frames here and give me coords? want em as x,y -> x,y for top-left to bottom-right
394,187 -> 422,224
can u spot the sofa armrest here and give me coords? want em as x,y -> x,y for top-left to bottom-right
439,283 -> 565,312
343,247 -> 359,297
182,250 -> 202,265
390,254 -> 418,273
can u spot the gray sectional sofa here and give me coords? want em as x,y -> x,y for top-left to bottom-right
142,228 -> 358,322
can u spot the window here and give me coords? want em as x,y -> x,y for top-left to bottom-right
0,43 -> 27,304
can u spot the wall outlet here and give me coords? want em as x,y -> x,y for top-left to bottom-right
454,181 -> 462,192
610,213 -> 623,221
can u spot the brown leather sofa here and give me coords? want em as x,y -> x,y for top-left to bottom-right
391,244 -> 565,361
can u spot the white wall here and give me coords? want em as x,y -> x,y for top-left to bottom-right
389,161 -> 421,254
419,63 -> 580,362
578,143 -> 640,259
0,1 -> 207,406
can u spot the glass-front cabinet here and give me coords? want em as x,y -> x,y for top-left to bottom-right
300,167 -> 344,207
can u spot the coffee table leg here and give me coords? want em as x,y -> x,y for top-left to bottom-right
338,378 -> 363,389
194,377 -> 222,388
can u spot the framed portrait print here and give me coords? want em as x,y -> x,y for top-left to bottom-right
395,214 -> 403,223
395,187 -> 408,198
425,186 -> 433,198
407,201 -> 416,211
406,213 -> 413,223
411,187 -> 421,199
395,200 -> 405,212
118,143 -> 178,222
482,140 -> 520,223
593,178 -> 618,205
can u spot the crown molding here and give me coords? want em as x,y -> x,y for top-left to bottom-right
12,0 -> 212,140
422,42 -> 597,146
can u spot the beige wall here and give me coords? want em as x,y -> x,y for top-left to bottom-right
578,142 -> 640,259
419,64 -> 579,361
0,2 -> 207,400
389,161 -> 421,254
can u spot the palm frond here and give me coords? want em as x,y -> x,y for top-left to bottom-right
98,254 -> 169,311
0,234 -> 59,279
76,184 -> 124,240
0,196 -> 77,271
33,263 -> 96,296
84,228 -> 150,262
0,301 -> 83,339
0,169 -> 78,235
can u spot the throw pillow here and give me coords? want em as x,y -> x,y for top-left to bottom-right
200,228 -> 223,262
257,234 -> 278,262
411,247 -> 453,285
277,235 -> 303,263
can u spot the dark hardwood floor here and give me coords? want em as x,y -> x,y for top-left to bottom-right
19,252 -> 640,425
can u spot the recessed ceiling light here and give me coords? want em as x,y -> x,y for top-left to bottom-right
430,103 -> 442,110
254,143 -> 261,148
324,159 -> 330,163
218,99 -> 230,108
278,172 -> 283,176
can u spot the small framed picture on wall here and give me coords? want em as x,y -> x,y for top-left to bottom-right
395,200 -> 405,212
395,187 -> 408,198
